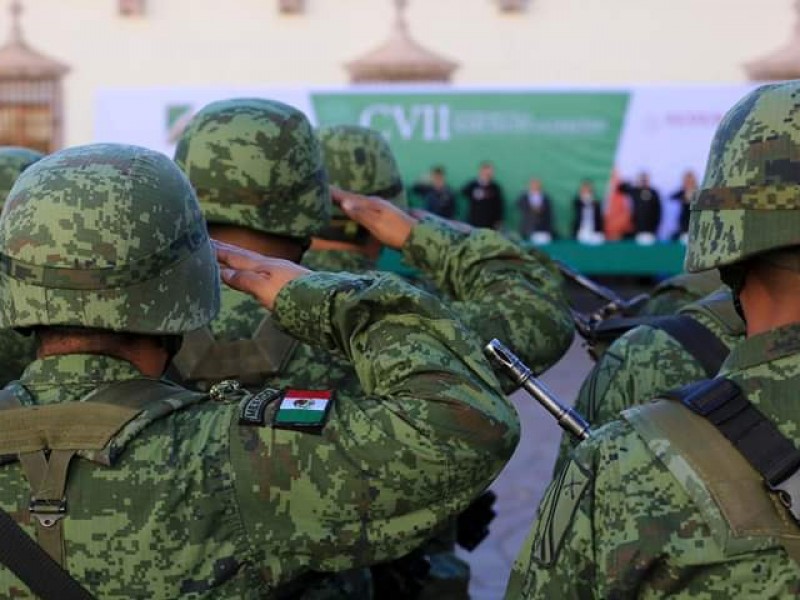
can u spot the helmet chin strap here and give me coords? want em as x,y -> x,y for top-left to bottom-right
719,265 -> 748,324
160,335 -> 184,368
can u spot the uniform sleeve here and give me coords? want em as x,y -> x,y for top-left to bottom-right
401,218 -> 574,385
229,272 -> 520,581
553,325 -> 710,475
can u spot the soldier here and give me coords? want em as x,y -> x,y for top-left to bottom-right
506,81 -> 800,597
552,286 -> 744,474
313,125 -> 574,381
0,143 -> 520,598
170,97 -> 374,597
314,126 -> 572,598
168,98 -> 362,395
0,146 -> 43,386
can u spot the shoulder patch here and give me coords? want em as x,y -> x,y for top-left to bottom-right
239,388 -> 282,426
273,389 -> 334,434
532,457 -> 592,567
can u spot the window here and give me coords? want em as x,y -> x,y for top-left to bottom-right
119,0 -> 146,17
497,0 -> 526,12
278,0 -> 305,14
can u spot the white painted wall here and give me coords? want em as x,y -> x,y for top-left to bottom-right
5,0 -> 795,146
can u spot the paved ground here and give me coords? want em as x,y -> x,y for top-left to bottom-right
462,336 -> 594,600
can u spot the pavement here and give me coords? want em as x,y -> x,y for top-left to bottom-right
462,336 -> 594,600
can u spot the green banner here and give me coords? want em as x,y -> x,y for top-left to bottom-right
311,91 -> 629,238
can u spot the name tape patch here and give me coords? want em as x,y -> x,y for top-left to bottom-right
239,388 -> 281,426
273,389 -> 334,433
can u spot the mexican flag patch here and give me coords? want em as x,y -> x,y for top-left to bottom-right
273,389 -> 334,433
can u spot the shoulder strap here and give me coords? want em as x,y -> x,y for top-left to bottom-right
624,388 -> 800,566
0,506 -> 93,599
651,316 -> 729,377
667,379 -> 800,510
591,315 -> 728,377
171,314 -> 299,388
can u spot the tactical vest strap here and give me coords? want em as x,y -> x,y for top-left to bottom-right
667,379 -> 800,520
0,506 -> 93,599
0,377 -> 208,575
592,315 -> 728,377
20,449 -> 75,566
0,402 -> 140,454
625,379 -> 800,565
651,316 -> 729,377
172,314 -> 299,387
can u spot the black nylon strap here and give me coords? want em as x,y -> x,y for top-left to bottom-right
0,507 -> 93,599
666,378 -> 800,486
592,315 -> 728,378
651,316 -> 729,378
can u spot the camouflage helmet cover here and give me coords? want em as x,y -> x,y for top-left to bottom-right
0,143 -> 219,334
318,124 -> 408,210
174,98 -> 330,240
316,125 -> 407,242
687,82 -> 800,272
0,146 -> 44,207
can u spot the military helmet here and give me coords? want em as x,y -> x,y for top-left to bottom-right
686,82 -> 800,273
317,125 -> 407,242
0,143 -> 219,334
0,146 -> 44,208
174,98 -> 330,241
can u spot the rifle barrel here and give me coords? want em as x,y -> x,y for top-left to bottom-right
485,339 -> 591,441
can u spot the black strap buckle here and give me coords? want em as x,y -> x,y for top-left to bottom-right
770,469 -> 800,524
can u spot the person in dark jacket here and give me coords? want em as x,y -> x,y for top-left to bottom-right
571,179 -> 605,240
411,166 -> 457,218
671,170 -> 698,240
619,171 -> 661,235
518,178 -> 555,240
461,162 -> 505,229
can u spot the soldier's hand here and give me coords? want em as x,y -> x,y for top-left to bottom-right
214,240 -> 311,310
331,186 -> 417,249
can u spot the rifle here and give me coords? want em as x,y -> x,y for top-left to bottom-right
485,339 -> 591,441
556,260 -> 649,323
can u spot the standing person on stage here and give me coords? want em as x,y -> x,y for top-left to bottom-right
461,161 -> 505,230
619,171 -> 661,238
411,165 -> 457,219
518,177 -> 556,242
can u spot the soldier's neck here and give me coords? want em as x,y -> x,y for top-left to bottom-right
208,225 -> 304,262
36,330 -> 169,378
310,237 -> 382,260
740,266 -> 800,337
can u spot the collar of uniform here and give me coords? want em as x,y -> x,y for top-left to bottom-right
720,322 -> 800,375
302,249 -> 375,273
20,354 -> 145,404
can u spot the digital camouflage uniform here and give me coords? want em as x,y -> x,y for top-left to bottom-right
553,286 -> 744,474
0,146 -> 43,386
507,81 -> 800,598
0,144 -> 519,599
313,125 -> 572,599
637,269 -> 724,317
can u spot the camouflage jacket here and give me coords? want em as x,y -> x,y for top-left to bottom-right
637,270 -> 723,317
307,218 -> 574,383
553,288 -> 744,474
0,272 -> 519,599
507,322 -> 800,599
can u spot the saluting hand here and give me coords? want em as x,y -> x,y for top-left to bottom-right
213,240 -> 311,310
331,186 -> 417,250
